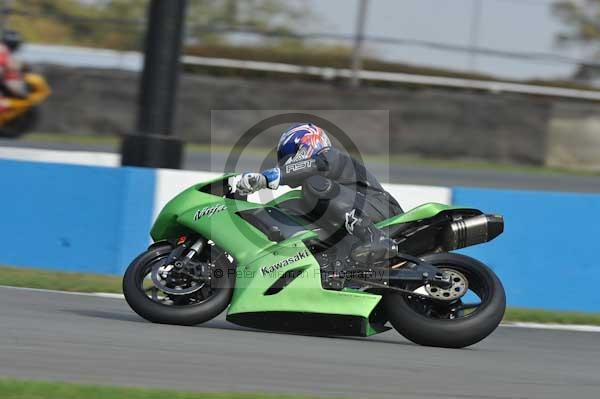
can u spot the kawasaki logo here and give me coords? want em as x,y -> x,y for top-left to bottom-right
260,249 -> 310,275
194,204 -> 227,221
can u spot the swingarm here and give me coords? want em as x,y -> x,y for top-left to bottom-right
341,253 -> 453,296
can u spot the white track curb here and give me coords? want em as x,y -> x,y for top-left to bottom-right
502,322 -> 600,333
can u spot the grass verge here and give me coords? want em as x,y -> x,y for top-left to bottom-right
0,379 -> 324,399
503,307 -> 600,326
0,265 -> 122,293
24,132 -> 121,147
2,265 -> 600,326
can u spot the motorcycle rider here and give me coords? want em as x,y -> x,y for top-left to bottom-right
0,30 -> 27,112
236,123 -> 403,264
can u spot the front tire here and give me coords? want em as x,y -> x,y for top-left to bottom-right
384,253 -> 506,348
123,243 -> 234,326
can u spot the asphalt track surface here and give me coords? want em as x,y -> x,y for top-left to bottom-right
1,286 -> 599,399
2,138 -> 600,193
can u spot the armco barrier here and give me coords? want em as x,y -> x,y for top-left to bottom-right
0,159 -> 155,274
453,187 -> 600,312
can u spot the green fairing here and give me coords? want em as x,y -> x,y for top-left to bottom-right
149,177 -> 461,337
228,240 -> 382,324
376,202 -> 461,228
151,174 -> 238,243
265,189 -> 303,207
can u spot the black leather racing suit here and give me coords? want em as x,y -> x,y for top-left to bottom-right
278,148 -> 402,260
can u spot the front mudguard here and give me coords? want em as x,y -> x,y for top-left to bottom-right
147,240 -> 174,251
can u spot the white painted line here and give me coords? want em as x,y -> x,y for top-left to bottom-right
0,147 -> 119,167
501,322 -> 600,333
0,285 -> 124,299
93,292 -> 126,299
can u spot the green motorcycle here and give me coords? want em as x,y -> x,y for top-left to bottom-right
123,174 -> 506,348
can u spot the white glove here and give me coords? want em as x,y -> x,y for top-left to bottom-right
236,173 -> 267,195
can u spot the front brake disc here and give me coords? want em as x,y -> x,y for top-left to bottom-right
150,259 -> 205,296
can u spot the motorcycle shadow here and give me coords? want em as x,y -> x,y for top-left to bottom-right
63,308 -> 256,332
63,309 -> 148,324
63,308 -> 413,346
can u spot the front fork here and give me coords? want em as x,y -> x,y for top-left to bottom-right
165,236 -> 206,270
150,236 -> 210,296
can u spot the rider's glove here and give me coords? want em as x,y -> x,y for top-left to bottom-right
236,168 -> 280,195
237,172 -> 267,195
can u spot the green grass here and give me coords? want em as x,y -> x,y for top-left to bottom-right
0,379 -> 325,399
2,265 -> 600,326
503,307 -> 600,326
21,132 -> 600,177
0,265 -> 122,293
24,132 -> 121,147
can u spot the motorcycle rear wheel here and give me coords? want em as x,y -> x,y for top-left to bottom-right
384,253 -> 506,348
123,242 -> 234,326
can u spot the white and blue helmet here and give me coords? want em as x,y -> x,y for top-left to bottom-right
276,123 -> 332,164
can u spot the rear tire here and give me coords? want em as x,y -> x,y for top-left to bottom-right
123,243 -> 234,326
384,253 -> 506,348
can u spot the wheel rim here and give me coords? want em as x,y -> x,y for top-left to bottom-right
136,246 -> 228,307
424,268 -> 468,301
404,263 -> 492,320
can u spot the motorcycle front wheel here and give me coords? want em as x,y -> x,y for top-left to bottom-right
123,242 -> 235,326
384,253 -> 506,348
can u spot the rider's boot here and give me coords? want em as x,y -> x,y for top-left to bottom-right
344,209 -> 398,264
